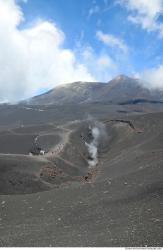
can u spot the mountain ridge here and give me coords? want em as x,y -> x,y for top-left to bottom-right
26,75 -> 163,105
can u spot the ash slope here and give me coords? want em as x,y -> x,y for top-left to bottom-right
27,75 -> 163,105
0,74 -> 163,246
0,110 -> 163,246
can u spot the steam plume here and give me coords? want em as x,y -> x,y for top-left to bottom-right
85,121 -> 107,168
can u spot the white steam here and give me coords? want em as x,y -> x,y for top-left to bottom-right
85,121 -> 107,168
85,127 -> 100,167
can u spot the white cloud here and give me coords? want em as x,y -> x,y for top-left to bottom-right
0,0 -> 95,102
119,0 -> 163,37
96,30 -> 128,53
80,46 -> 117,82
140,65 -> 163,89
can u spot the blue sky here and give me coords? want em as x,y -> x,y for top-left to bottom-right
19,0 -> 163,73
0,0 -> 163,101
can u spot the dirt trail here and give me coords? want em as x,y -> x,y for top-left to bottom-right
44,126 -> 72,159
0,152 -> 49,163
0,122 -> 74,164
104,119 -> 143,133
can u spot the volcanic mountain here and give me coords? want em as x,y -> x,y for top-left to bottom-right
28,74 -> 163,105
0,74 -> 163,247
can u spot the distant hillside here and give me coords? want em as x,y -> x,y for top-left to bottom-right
26,75 -> 163,105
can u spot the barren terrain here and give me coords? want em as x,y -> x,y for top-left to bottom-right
0,100 -> 162,246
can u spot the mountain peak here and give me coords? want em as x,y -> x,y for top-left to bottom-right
114,74 -> 130,81
27,74 -> 160,106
